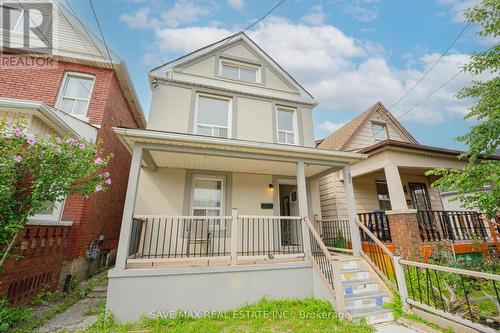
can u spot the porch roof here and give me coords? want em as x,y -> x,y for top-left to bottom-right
113,127 -> 366,177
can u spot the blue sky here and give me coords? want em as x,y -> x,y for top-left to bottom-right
67,0 -> 495,150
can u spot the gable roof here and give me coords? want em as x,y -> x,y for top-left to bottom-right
149,31 -> 315,103
317,102 -> 418,151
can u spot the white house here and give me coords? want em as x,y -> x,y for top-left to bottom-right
106,32 -> 394,324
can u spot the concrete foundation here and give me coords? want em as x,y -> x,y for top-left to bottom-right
107,261 -> 333,322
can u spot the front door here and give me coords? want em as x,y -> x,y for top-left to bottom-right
409,183 -> 431,211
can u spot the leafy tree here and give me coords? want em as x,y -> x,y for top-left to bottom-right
427,0 -> 499,218
0,121 -> 112,267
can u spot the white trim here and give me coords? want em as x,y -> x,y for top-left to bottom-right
30,198 -> 65,222
276,105 -> 298,145
189,174 -> 226,229
193,93 -> 232,138
55,72 -> 95,120
219,58 -> 262,83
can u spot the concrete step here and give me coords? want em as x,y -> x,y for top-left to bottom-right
345,291 -> 391,310
340,258 -> 362,271
341,269 -> 370,282
343,279 -> 380,296
350,306 -> 394,325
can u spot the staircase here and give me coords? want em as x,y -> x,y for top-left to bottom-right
304,217 -> 394,325
337,255 -> 393,325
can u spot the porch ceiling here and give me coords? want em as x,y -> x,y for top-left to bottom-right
148,150 -> 333,177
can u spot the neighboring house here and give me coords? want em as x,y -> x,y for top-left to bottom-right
106,32 -> 395,324
0,2 -> 145,305
317,102 -> 496,258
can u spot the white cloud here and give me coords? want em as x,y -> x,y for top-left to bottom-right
317,121 -> 346,133
227,0 -> 245,11
161,0 -> 210,28
438,0 -> 479,23
125,12 -> 485,129
301,5 -> 327,26
340,0 -> 379,22
120,8 -> 155,29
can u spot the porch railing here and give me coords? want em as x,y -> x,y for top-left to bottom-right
129,215 -> 231,259
315,218 -> 352,252
238,216 -> 303,257
357,212 -> 392,242
417,210 -> 488,242
128,212 -> 306,264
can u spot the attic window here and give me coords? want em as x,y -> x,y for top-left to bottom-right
220,59 -> 260,83
372,122 -> 388,142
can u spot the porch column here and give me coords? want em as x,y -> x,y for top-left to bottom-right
342,165 -> 362,255
115,144 -> 143,270
296,161 -> 312,254
383,164 -> 408,210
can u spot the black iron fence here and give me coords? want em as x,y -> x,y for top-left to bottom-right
128,216 -> 231,259
417,210 -> 488,242
357,212 -> 392,242
317,219 -> 351,251
238,216 -> 303,256
401,260 -> 500,331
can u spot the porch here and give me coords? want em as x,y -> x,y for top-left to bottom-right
112,128 -> 364,270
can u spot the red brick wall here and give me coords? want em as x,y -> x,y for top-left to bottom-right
0,225 -> 71,306
387,212 -> 423,260
61,73 -> 139,258
0,59 -> 141,302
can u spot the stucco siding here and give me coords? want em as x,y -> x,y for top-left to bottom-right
232,173 -> 274,215
236,97 -> 274,142
221,43 -> 259,62
134,168 -> 186,216
147,85 -> 192,132
300,107 -> 315,147
182,56 -> 216,78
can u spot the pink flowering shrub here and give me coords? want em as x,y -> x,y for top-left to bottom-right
0,121 -> 113,265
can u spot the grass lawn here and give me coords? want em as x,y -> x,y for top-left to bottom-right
85,298 -> 375,333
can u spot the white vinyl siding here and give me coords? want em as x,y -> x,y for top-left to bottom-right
194,94 -> 232,138
276,106 -> 296,144
57,73 -> 95,118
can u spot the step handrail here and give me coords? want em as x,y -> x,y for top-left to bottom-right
356,219 -> 393,257
400,259 -> 500,281
303,217 -> 335,262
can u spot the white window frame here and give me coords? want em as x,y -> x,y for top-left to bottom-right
30,198 -> 65,222
372,122 -> 389,142
55,72 -> 95,120
276,105 -> 298,145
193,93 -> 232,138
190,175 -> 225,229
219,58 -> 262,83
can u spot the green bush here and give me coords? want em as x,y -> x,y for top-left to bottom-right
0,298 -> 31,332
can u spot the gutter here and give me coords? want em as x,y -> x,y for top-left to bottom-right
113,127 -> 367,163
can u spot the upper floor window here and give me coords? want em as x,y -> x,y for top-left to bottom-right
276,106 -> 296,144
220,59 -> 260,83
195,94 -> 231,138
372,122 -> 388,142
31,199 -> 65,222
57,73 -> 95,118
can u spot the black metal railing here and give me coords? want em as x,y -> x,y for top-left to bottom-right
318,219 -> 351,250
417,210 -> 488,242
402,260 -> 500,331
357,220 -> 397,290
308,222 -> 335,290
358,212 -> 392,242
238,216 -> 303,256
129,218 -> 145,256
130,216 -> 231,259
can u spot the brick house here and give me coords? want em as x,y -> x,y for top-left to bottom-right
0,2 -> 145,305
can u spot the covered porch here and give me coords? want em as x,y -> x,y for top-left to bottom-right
113,128 -> 364,269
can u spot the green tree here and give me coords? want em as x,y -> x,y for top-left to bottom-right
427,0 -> 499,218
0,121 -> 113,267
